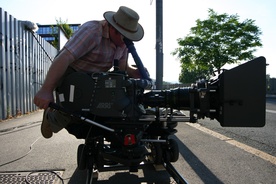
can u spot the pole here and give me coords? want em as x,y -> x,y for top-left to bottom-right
156,0 -> 163,89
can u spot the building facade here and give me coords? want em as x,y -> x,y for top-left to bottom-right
37,24 -> 80,44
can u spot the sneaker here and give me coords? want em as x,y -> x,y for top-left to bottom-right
41,108 -> 53,138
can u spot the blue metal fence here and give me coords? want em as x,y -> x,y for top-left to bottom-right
0,8 -> 57,120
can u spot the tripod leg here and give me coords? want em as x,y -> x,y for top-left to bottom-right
85,141 -> 99,184
86,168 -> 94,184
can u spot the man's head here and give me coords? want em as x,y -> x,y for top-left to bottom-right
104,6 -> 144,42
109,25 -> 124,47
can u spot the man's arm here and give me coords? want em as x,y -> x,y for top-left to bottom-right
33,49 -> 75,109
118,60 -> 142,78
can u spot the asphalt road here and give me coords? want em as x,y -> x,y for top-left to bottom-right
198,98 -> 276,157
0,99 -> 275,184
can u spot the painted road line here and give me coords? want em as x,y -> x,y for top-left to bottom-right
266,109 -> 276,114
186,123 -> 276,165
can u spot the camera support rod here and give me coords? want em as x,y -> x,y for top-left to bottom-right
123,38 -> 151,81
49,102 -> 115,132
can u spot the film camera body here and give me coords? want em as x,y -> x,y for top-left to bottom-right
51,40 -> 266,183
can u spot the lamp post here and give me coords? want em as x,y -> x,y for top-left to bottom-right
156,0 -> 163,89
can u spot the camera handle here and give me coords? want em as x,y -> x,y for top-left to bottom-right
123,38 -> 151,81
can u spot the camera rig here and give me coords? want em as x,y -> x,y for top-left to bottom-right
49,39 -> 266,183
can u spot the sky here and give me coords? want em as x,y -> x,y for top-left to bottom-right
1,0 -> 275,82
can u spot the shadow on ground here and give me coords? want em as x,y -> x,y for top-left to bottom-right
68,164 -> 172,184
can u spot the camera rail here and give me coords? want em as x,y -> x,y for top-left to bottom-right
83,154 -> 189,184
164,161 -> 189,184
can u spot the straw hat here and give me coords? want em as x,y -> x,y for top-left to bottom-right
104,6 -> 144,41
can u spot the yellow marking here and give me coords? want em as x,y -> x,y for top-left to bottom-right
187,123 -> 276,165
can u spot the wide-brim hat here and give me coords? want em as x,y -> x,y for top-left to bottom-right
104,6 -> 144,41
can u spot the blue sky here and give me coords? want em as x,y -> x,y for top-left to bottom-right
1,0 -> 275,82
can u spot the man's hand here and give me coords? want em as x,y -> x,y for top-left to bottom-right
33,89 -> 54,109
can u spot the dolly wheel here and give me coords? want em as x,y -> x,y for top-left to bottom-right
77,144 -> 87,170
168,139 -> 179,162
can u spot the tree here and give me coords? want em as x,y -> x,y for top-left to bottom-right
51,18 -> 74,49
172,9 -> 262,83
179,67 -> 207,83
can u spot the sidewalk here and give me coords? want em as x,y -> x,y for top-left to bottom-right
0,110 -> 84,184
0,110 -> 43,132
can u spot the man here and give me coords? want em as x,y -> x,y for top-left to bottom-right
33,6 -> 145,139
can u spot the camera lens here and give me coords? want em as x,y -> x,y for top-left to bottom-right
143,88 -> 191,109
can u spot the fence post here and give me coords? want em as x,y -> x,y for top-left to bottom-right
0,9 -> 8,119
0,8 -> 57,120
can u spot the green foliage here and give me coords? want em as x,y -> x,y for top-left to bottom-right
51,18 -> 74,49
179,67 -> 208,83
56,18 -> 74,38
172,9 -> 262,83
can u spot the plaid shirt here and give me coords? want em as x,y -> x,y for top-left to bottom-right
64,20 -> 128,73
